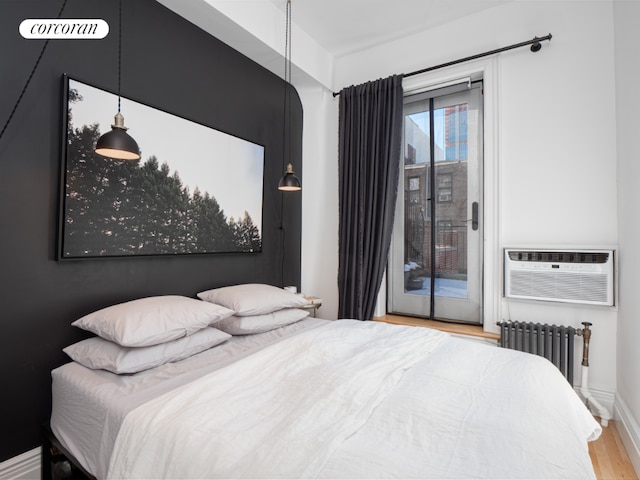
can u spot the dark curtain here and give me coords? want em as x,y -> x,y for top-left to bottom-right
338,75 -> 403,320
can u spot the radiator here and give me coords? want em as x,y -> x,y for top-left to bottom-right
498,321 -> 611,426
497,321 -> 577,384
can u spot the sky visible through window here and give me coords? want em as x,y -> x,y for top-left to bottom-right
408,106 -> 467,163
407,109 -> 444,163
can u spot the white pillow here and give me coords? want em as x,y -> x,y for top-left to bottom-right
64,327 -> 231,374
71,295 -> 234,347
197,283 -> 308,316
216,308 -> 310,335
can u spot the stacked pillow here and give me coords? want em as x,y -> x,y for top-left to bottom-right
65,295 -> 234,374
197,283 -> 310,335
65,286 -> 313,373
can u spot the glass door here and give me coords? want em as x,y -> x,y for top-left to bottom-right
388,83 -> 483,324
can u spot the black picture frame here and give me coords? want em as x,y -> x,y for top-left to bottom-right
58,75 -> 265,260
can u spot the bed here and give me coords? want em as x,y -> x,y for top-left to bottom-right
48,284 -> 601,479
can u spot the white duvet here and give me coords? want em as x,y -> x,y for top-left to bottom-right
106,320 -> 600,479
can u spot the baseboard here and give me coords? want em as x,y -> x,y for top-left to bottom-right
574,385 -> 615,417
614,395 -> 640,476
0,447 -> 40,480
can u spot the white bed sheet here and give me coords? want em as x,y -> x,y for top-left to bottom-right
319,332 -> 601,479
50,317 -> 328,479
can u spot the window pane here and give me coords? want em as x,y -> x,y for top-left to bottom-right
435,102 -> 468,299
402,100 -> 469,298
403,108 -> 429,293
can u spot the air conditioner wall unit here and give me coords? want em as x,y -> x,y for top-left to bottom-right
504,249 -> 615,306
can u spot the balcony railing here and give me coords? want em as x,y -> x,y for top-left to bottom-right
405,215 -> 467,279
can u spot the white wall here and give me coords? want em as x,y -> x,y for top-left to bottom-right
297,85 -> 340,319
311,1 -> 619,397
613,0 -> 640,471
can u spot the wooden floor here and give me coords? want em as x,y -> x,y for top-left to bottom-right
374,314 -> 499,340
590,419 -> 638,480
375,315 -> 638,480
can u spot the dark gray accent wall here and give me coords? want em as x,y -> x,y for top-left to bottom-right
0,0 -> 302,461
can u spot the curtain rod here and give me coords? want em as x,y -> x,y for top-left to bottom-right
332,33 -> 552,97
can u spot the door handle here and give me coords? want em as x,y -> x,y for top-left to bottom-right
471,201 -> 478,231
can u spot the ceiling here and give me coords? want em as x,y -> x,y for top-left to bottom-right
158,0 -> 515,89
267,0 -> 512,57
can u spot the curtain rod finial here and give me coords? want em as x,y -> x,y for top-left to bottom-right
531,33 -> 552,52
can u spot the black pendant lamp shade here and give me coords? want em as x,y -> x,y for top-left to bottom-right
95,112 -> 140,160
278,162 -> 301,191
94,0 -> 140,161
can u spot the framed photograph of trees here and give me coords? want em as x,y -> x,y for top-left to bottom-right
58,75 -> 264,259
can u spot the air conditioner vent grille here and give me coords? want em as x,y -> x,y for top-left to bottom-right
507,251 -> 609,264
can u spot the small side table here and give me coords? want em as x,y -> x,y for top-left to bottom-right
301,296 -> 322,317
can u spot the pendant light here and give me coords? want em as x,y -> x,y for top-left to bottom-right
278,0 -> 301,191
94,0 -> 140,161
279,162 -> 302,191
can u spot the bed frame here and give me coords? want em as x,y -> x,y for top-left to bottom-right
41,424 -> 95,480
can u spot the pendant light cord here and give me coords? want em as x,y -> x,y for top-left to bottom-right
117,0 -> 122,114
281,0 -> 291,168
0,0 -> 68,144
284,0 -> 289,84
287,0 -> 292,164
